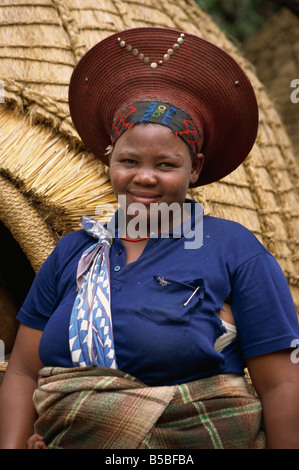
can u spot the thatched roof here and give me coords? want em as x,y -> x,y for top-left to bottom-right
0,0 -> 299,314
246,8 -> 299,164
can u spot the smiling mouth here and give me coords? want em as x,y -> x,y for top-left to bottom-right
128,191 -> 161,203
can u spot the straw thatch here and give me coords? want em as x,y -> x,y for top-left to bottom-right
245,8 -> 299,164
0,0 -> 299,319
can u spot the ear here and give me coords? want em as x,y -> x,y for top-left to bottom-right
190,153 -> 204,185
105,144 -> 114,166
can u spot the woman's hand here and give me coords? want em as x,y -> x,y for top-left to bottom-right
27,433 -> 46,449
0,324 -> 43,448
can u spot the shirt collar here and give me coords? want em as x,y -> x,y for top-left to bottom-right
106,199 -> 204,240
105,198 -> 203,241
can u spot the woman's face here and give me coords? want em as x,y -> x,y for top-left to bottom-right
109,123 -> 203,228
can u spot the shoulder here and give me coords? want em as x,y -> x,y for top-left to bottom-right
56,228 -> 93,251
40,229 -> 94,274
202,215 -> 270,267
203,215 -> 257,235
57,227 -> 95,257
203,215 -> 265,246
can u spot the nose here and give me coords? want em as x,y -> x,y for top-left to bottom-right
133,167 -> 157,186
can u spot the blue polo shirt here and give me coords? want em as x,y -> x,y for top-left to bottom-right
17,200 -> 299,386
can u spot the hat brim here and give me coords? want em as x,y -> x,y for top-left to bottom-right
69,27 -> 258,186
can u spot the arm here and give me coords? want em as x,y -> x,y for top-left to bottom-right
247,349 -> 299,449
0,324 -> 43,449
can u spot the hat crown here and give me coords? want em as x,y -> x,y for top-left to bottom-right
116,32 -> 186,70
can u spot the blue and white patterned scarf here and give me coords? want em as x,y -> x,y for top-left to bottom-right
69,216 -> 117,369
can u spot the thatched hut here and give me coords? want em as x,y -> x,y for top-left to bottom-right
245,7 -> 299,163
0,0 -> 299,373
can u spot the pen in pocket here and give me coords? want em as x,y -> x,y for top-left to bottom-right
183,286 -> 200,307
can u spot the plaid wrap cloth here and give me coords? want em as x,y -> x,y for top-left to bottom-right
33,367 -> 266,449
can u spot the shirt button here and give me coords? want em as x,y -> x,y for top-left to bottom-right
114,265 -> 121,272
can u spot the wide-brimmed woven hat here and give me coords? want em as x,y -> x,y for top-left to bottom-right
69,26 -> 258,186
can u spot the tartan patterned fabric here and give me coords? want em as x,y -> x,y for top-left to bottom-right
33,367 -> 266,449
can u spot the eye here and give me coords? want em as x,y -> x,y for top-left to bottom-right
159,161 -> 175,169
121,158 -> 137,165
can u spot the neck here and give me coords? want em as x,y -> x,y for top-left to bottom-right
119,206 -> 191,241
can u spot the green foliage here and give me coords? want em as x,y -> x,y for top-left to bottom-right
194,0 -> 268,43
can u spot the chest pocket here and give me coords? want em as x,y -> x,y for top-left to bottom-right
136,275 -> 205,325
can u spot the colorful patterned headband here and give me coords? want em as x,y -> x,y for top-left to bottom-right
111,101 -> 204,156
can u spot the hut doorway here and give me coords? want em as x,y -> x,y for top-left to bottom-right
0,174 -> 57,362
0,220 -> 35,358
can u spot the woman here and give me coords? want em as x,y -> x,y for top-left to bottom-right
0,27 -> 299,449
